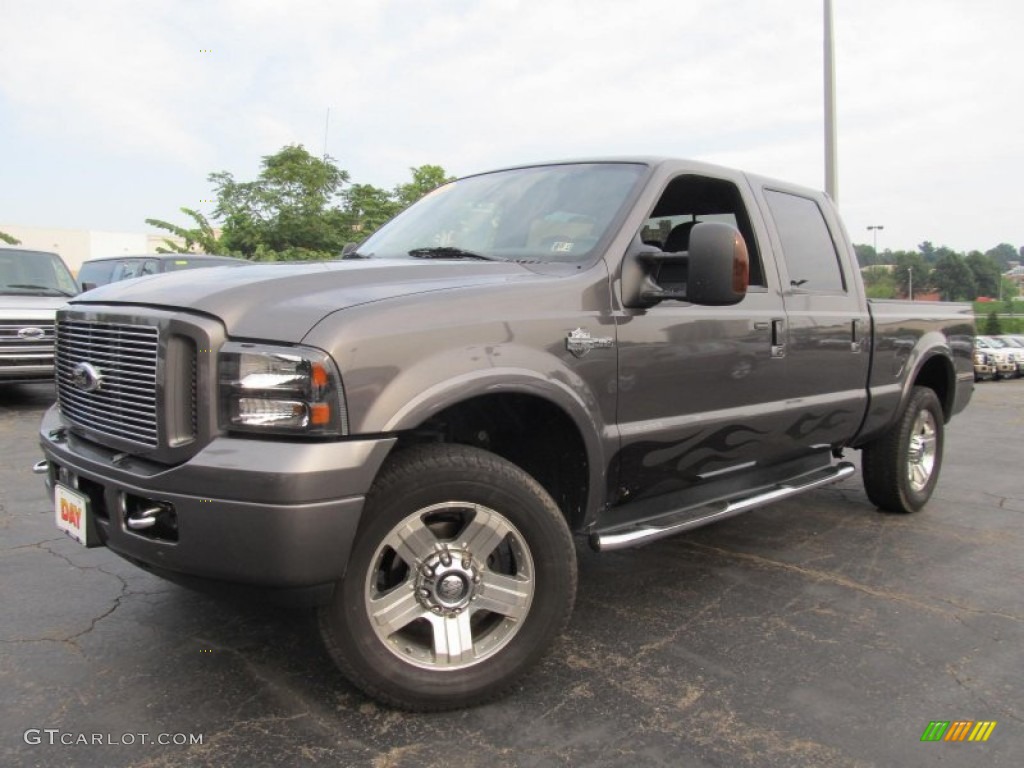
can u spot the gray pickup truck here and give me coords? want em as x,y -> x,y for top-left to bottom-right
37,158 -> 974,710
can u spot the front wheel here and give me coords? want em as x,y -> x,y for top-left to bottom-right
318,444 -> 577,710
861,386 -> 945,513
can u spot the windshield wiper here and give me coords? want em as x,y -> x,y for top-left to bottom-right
407,247 -> 496,261
5,284 -> 76,297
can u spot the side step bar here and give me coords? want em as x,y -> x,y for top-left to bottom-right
591,461 -> 856,552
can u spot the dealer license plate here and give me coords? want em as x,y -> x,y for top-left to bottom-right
55,484 -> 96,546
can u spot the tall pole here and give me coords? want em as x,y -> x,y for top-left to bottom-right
824,0 -> 838,204
323,108 -> 331,160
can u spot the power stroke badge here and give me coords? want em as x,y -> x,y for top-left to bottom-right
566,328 -> 614,358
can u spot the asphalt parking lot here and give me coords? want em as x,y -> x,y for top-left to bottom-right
2,381 -> 1022,767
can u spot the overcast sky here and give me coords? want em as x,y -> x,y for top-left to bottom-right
1,0 -> 1021,254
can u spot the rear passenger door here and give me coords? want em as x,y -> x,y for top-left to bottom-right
755,186 -> 871,447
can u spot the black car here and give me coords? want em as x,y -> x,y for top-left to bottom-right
78,254 -> 246,290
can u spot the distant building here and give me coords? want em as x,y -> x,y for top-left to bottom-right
1004,265 -> 1024,296
0,224 -> 187,275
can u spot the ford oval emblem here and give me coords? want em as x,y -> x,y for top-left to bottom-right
18,327 -> 46,340
71,362 -> 103,393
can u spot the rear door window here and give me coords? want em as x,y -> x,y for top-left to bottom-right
764,190 -> 846,292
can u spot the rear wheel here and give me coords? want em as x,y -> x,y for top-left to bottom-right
318,444 -> 576,710
861,386 -> 944,513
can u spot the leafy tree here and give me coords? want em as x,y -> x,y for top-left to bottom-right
145,208 -> 227,254
893,252 -> 929,298
211,145 -> 352,259
931,253 -> 977,301
854,243 -> 878,268
918,241 -> 937,262
393,165 -> 454,209
985,243 -> 1018,270
343,183 -> 400,237
983,311 -> 1002,335
147,148 -> 457,260
965,251 -> 1002,298
861,268 -> 897,298
0,230 -> 20,245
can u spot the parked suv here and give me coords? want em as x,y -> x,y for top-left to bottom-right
0,248 -> 78,383
78,254 -> 246,290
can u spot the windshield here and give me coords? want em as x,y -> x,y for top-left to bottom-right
0,250 -> 78,296
979,337 -> 1007,348
356,163 -> 646,263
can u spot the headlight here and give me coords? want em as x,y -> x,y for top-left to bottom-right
218,342 -> 348,436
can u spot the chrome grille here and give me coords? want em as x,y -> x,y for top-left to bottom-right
55,320 -> 160,448
0,320 -> 55,368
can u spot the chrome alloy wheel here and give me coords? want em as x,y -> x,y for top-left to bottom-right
906,409 -> 938,492
364,502 -> 535,671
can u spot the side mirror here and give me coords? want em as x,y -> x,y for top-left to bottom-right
622,222 -> 749,308
685,222 -> 749,305
341,243 -> 359,258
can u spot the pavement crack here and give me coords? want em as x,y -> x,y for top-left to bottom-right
7,536 -> 66,552
682,542 -> 1024,625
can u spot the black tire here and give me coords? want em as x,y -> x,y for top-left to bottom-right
861,386 -> 945,514
318,444 -> 577,711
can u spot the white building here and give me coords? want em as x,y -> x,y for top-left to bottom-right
0,224 -> 185,275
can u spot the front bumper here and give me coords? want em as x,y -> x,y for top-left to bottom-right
39,405 -> 395,589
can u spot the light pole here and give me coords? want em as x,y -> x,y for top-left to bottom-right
908,266 -> 913,301
867,224 -> 884,259
824,0 -> 838,203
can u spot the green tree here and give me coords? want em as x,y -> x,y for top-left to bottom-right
965,251 -> 1002,298
854,243 -> 879,268
0,230 -> 20,245
983,311 -> 1002,335
861,267 -> 897,298
984,243 -> 1019,270
147,149 -> 456,259
145,208 -> 227,254
393,165 -> 455,209
893,252 -> 929,298
931,253 -> 977,301
211,144 -> 352,259
343,183 -> 400,237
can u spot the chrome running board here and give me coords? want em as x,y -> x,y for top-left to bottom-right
591,462 -> 856,552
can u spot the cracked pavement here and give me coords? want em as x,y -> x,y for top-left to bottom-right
2,381 -> 1023,767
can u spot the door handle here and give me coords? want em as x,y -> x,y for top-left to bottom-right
771,318 -> 786,358
851,319 -> 864,353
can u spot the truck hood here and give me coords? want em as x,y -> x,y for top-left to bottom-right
0,295 -> 72,316
69,259 -> 539,340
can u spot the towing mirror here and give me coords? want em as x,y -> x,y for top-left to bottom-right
625,222 -> 749,308
685,222 -> 749,305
